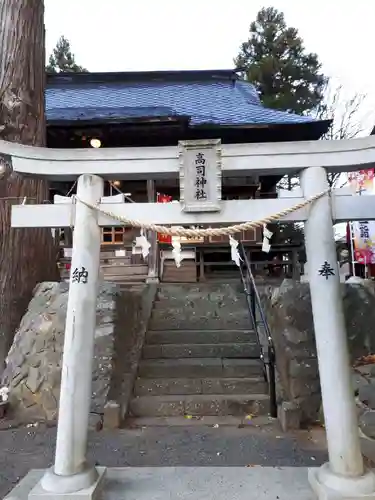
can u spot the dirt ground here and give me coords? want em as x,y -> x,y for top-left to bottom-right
0,419 -> 329,498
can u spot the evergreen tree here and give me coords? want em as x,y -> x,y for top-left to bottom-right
235,7 -> 327,114
46,35 -> 87,73
0,0 -> 59,373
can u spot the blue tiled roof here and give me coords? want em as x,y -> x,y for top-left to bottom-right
45,71 -> 316,126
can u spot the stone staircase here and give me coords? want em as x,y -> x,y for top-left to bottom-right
129,283 -> 269,420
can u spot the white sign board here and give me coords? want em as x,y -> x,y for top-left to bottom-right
179,139 -> 222,212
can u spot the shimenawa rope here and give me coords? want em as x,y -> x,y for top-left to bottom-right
74,189 -> 329,238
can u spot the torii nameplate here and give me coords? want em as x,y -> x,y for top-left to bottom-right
179,139 -> 222,213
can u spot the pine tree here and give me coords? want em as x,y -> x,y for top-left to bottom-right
235,7 -> 327,114
46,35 -> 87,73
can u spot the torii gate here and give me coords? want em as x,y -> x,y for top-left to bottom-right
3,136 -> 375,500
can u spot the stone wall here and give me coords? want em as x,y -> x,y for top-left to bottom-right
263,281 -> 320,423
105,282 -> 156,424
1,281 -> 156,424
264,279 -> 375,423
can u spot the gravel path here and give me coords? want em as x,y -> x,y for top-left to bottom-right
0,423 -> 327,498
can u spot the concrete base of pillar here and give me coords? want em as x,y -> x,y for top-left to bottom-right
27,467 -> 106,500
309,463 -> 375,499
4,466 -> 317,500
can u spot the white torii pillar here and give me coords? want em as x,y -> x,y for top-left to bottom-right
37,174 -> 106,498
301,166 -> 375,500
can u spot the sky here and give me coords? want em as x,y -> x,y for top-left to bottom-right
44,0 -> 375,132
44,0 -> 374,240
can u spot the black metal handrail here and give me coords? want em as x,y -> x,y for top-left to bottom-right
238,242 -> 277,418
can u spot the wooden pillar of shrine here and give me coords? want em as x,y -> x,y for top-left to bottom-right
146,180 -> 159,283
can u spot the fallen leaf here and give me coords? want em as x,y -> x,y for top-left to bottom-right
184,415 -> 193,420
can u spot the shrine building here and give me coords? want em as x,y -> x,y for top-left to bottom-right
46,69 -> 331,283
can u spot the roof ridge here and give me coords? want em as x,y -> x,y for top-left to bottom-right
46,69 -> 241,86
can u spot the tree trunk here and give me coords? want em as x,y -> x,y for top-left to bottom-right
0,0 -> 59,373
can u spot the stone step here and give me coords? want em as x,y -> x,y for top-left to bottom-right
148,320 -> 251,331
145,329 -> 255,345
134,377 -> 268,396
138,358 -> 264,379
152,300 -> 247,311
142,343 -> 260,359
151,302 -> 248,313
151,307 -> 248,319
152,302 -> 247,311
129,393 -> 269,417
126,415 -> 274,427
156,284 -> 244,300
149,312 -> 250,331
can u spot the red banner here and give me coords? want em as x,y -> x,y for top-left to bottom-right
348,169 -> 374,191
348,170 -> 375,264
157,193 -> 172,244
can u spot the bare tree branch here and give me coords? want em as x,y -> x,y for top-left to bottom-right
315,83 -> 368,141
317,83 -> 368,188
278,82 -> 369,191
